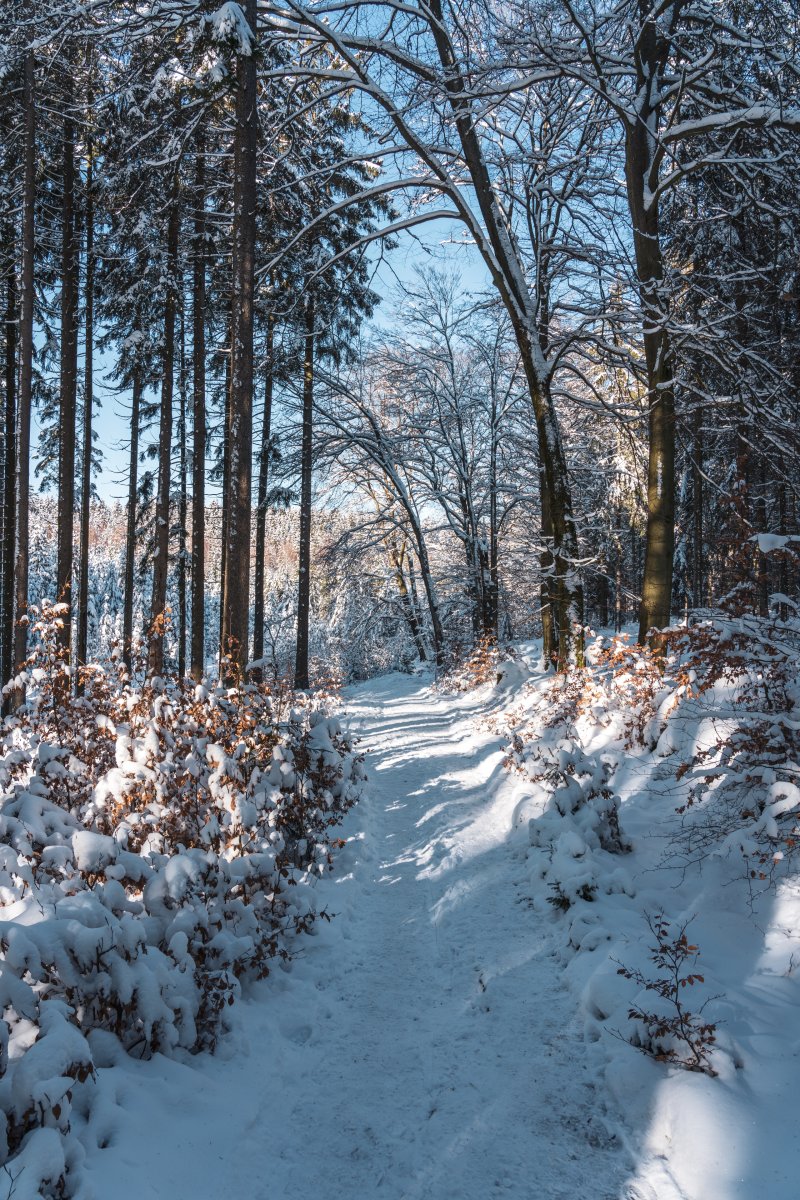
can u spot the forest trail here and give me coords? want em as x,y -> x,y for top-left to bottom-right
84,674 -> 630,1200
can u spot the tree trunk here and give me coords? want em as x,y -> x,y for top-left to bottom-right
426,0 -> 584,668
614,520 -> 623,633
123,369 -> 142,675
388,537 -> 427,662
148,197 -> 179,677
177,308 -> 188,680
407,554 -> 426,647
12,48 -> 36,701
76,114 -> 94,691
56,92 -> 79,676
190,140 -> 206,682
539,465 -> 556,666
691,405 -> 704,610
294,296 -> 314,691
778,482 -> 789,621
597,566 -> 610,629
524,370 -> 584,670
412,527 -> 446,667
219,345 -> 230,659
487,395 -> 499,639
625,27 -> 676,647
252,312 -> 274,673
221,0 -> 257,680
755,457 -> 769,618
2,219 -> 16,694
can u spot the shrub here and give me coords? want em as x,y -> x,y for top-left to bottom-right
438,636 -> 518,692
0,601 -> 365,1195
615,913 -> 717,1076
660,614 -> 800,895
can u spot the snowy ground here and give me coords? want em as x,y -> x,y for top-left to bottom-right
74,667 -> 800,1200
78,672 -> 628,1200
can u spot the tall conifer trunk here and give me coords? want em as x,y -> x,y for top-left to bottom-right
56,93 -> 79,671
252,312 -> 274,672
691,405 -> 704,610
123,370 -> 142,674
77,107 -> 94,689
148,197 -> 179,676
221,0 -> 257,679
2,221 -> 16,693
190,140 -> 206,682
13,48 -> 36,701
178,309 -> 188,679
294,296 -> 314,691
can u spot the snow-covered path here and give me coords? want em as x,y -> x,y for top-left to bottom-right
83,674 -> 629,1200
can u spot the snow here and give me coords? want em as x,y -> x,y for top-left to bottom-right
751,533 -> 800,554
208,3 -> 254,55
7,655 -> 800,1200
77,672 -> 629,1200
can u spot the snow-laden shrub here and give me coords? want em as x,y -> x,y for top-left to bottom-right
502,634 -> 674,752
493,640 -> 652,932
0,601 -> 365,1196
658,613 -> 800,894
614,913 -> 718,1076
438,636 -> 520,693
523,740 -> 631,911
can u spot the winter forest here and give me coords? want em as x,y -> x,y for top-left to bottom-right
0,0 -> 799,1197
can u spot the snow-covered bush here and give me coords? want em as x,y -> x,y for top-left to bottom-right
658,614 -> 800,893
0,601 -> 365,1196
438,637 -> 519,693
503,634 -> 673,752
522,739 -> 631,912
494,647 -> 636,927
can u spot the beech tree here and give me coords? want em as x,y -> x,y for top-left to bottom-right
516,0 -> 800,643
263,0 -> 612,667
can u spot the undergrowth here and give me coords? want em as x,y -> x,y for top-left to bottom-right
0,601 -> 364,1197
615,913 -> 718,1076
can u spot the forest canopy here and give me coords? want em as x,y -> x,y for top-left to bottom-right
0,0 -> 798,690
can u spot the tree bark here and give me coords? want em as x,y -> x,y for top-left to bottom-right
219,344 -> 230,658
778,482 -> 789,621
147,197 -> 179,677
221,0 -> 257,680
539,465 -> 556,667
123,369 -> 142,675
177,308 -> 188,679
252,311 -> 274,673
2,218 -> 16,694
56,93 -> 79,674
691,405 -> 704,610
614,519 -> 623,634
77,109 -> 94,690
12,48 -> 36,701
625,22 -> 676,646
486,390 -> 500,639
190,140 -> 206,682
294,296 -> 314,691
388,537 -> 427,662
